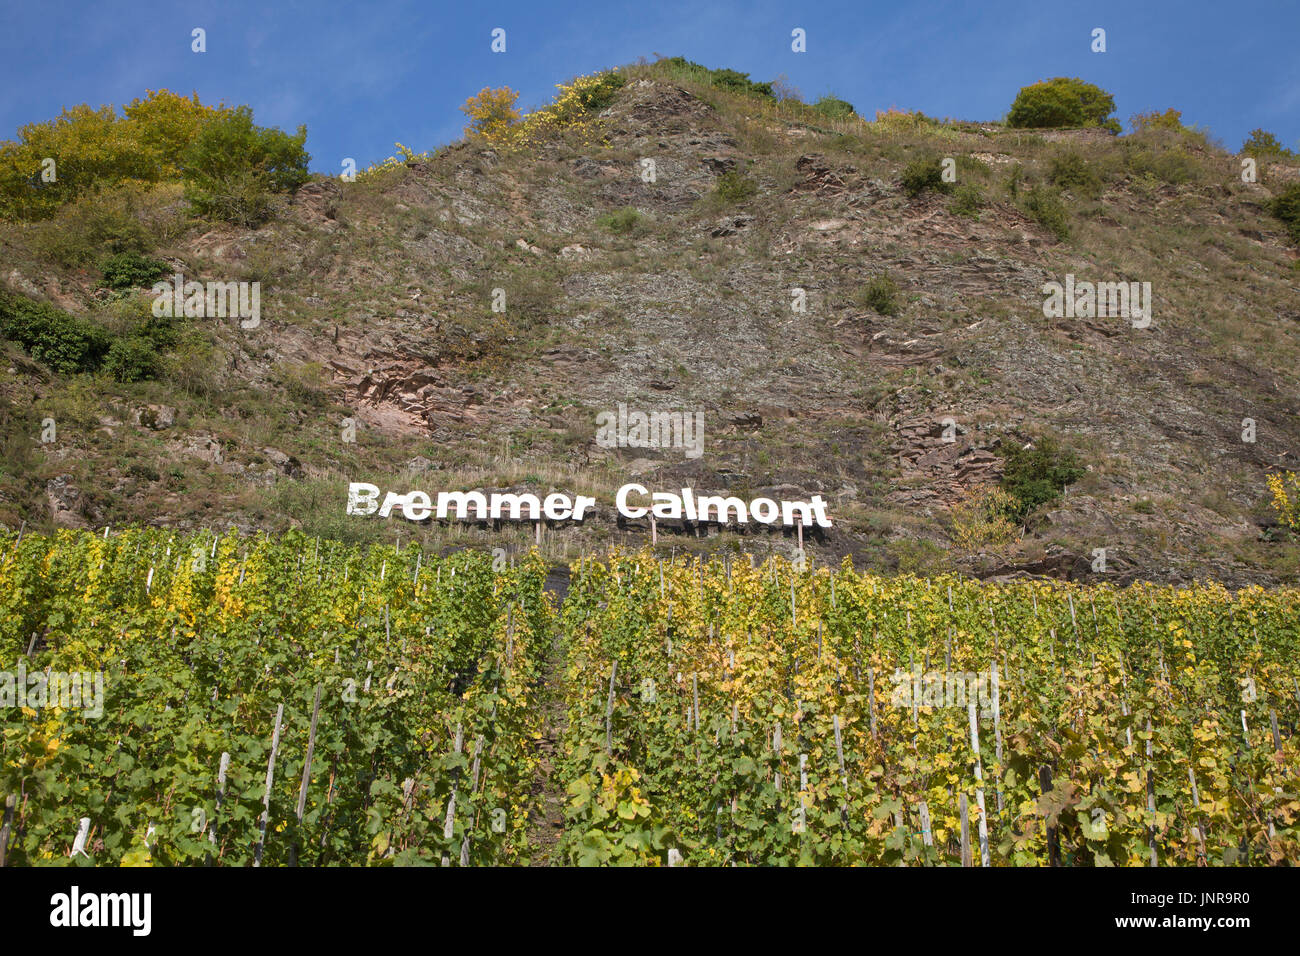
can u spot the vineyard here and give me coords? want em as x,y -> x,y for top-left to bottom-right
2,530 -> 1298,866
0,527 -> 552,865
558,552 -> 1300,866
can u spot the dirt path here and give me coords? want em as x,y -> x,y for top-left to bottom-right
525,629 -> 567,864
525,564 -> 571,865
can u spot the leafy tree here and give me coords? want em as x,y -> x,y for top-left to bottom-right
0,90 -> 229,220
460,87 -> 522,140
0,91 -> 307,226
0,104 -> 138,219
1242,128 -> 1295,159
1007,78 -> 1119,133
181,107 -> 309,226
122,89 -> 229,177
999,435 -> 1085,519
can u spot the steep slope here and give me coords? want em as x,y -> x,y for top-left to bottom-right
3,62 -> 1299,585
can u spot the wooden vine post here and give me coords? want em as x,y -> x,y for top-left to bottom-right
441,723 -> 464,867
290,684 -> 323,866
254,703 -> 284,867
605,661 -> 618,755
959,794 -> 972,867
968,700 -> 990,867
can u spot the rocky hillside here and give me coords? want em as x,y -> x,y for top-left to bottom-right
3,60 -> 1300,585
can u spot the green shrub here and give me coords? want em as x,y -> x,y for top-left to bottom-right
1242,128 -> 1295,160
1272,183 -> 1300,243
111,299 -> 180,351
100,250 -> 166,290
1122,136 -> 1202,185
103,336 -> 161,382
125,462 -> 161,482
573,71 -> 626,112
137,313 -> 180,350
181,107 -> 310,226
1048,150 -> 1100,192
0,286 -> 178,378
163,335 -> 220,398
27,187 -> 155,267
1129,108 -> 1187,134
274,361 -> 331,407
710,68 -> 772,97
1007,78 -> 1119,132
659,58 -> 775,99
900,156 -> 950,198
812,96 -> 856,120
858,273 -> 899,316
0,289 -> 110,374
596,207 -> 645,234
1003,163 -> 1025,198
714,169 -> 758,203
999,435 -> 1085,519
1022,186 -> 1070,241
949,184 -> 983,217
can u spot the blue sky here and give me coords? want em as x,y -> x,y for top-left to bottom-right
2,0 -> 1297,172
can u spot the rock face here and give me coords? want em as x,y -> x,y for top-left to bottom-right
340,353 -> 493,436
261,448 -> 303,478
291,180 -> 340,229
169,434 -> 224,465
793,153 -> 852,194
711,215 -> 753,237
46,475 -> 88,528
890,419 -> 1002,505
135,406 -> 176,430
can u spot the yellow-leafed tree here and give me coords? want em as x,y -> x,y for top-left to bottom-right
460,87 -> 521,142
0,90 -> 230,220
